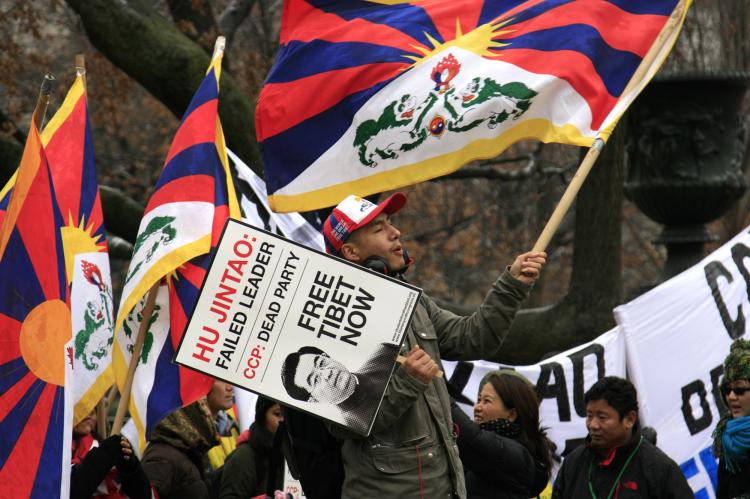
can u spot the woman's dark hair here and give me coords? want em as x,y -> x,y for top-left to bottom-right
480,370 -> 554,480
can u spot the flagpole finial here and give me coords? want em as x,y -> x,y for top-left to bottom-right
212,36 -> 226,61
40,73 -> 55,96
76,54 -> 86,77
33,74 -> 55,130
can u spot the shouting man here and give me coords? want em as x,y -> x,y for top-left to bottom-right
319,192 -> 545,498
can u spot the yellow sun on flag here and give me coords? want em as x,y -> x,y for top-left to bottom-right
404,17 -> 515,68
61,214 -> 105,284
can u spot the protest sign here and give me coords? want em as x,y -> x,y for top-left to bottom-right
175,218 -> 421,435
615,224 -> 750,498
444,327 -> 627,472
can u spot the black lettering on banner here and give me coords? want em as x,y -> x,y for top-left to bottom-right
732,242 -> 750,308
680,379 -> 712,435
704,260 -> 745,339
710,364 -> 728,418
568,344 -> 605,418
536,362 -> 570,422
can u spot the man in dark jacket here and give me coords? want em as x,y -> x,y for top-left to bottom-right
552,376 -> 692,498
321,193 -> 546,498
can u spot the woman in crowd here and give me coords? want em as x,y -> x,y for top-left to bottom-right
452,369 -> 553,499
713,338 -> 750,498
71,409 -> 152,499
218,397 -> 285,499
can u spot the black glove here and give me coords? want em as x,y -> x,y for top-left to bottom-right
99,435 -> 124,464
117,447 -> 138,474
70,436 -> 120,499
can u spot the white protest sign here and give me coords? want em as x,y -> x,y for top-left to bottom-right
175,218 -> 421,435
615,224 -> 750,498
444,326 -> 626,474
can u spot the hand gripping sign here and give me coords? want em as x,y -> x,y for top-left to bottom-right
175,218 -> 421,435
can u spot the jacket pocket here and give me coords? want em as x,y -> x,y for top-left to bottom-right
367,436 -> 439,474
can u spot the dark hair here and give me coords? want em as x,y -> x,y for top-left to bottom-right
281,346 -> 326,401
254,396 -> 277,426
480,370 -> 553,480
584,376 -> 638,420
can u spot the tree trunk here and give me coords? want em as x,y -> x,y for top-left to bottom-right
65,0 -> 261,172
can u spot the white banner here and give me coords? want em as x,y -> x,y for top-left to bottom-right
175,219 -> 421,435
445,327 -> 626,473
615,224 -> 750,499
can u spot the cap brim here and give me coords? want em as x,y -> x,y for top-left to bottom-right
354,192 -> 407,231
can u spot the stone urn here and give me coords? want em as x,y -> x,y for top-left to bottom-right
625,70 -> 749,282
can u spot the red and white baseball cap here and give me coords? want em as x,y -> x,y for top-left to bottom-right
322,193 -> 406,255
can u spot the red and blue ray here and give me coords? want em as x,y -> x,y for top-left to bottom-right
46,90 -> 106,243
257,0 -> 682,197
0,124 -> 69,498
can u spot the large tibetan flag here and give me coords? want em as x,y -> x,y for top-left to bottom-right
43,73 -> 114,426
257,0 -> 691,212
114,39 -> 240,452
0,119 -> 73,497
0,74 -> 114,426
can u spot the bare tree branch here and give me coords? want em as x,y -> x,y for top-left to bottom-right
107,235 -> 135,260
405,205 -> 500,243
65,0 -> 262,172
99,185 -> 144,244
166,0 -> 219,53
218,0 -> 257,48
0,109 -> 27,145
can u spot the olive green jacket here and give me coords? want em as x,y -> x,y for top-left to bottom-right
331,268 -> 531,499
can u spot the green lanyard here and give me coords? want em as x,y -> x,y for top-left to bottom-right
587,436 -> 643,499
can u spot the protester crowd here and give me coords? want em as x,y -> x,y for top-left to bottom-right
72,193 -> 750,499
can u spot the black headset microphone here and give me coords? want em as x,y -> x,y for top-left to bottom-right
362,248 -> 411,276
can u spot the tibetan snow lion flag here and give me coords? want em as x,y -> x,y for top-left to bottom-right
0,73 -> 114,427
113,38 -> 240,452
44,73 -> 114,427
0,117 -> 73,498
257,0 -> 691,212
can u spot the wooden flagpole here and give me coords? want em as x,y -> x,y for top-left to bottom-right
531,140 -> 604,252
76,53 -> 86,87
110,282 -> 160,435
32,74 -> 54,131
531,0 -> 689,253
